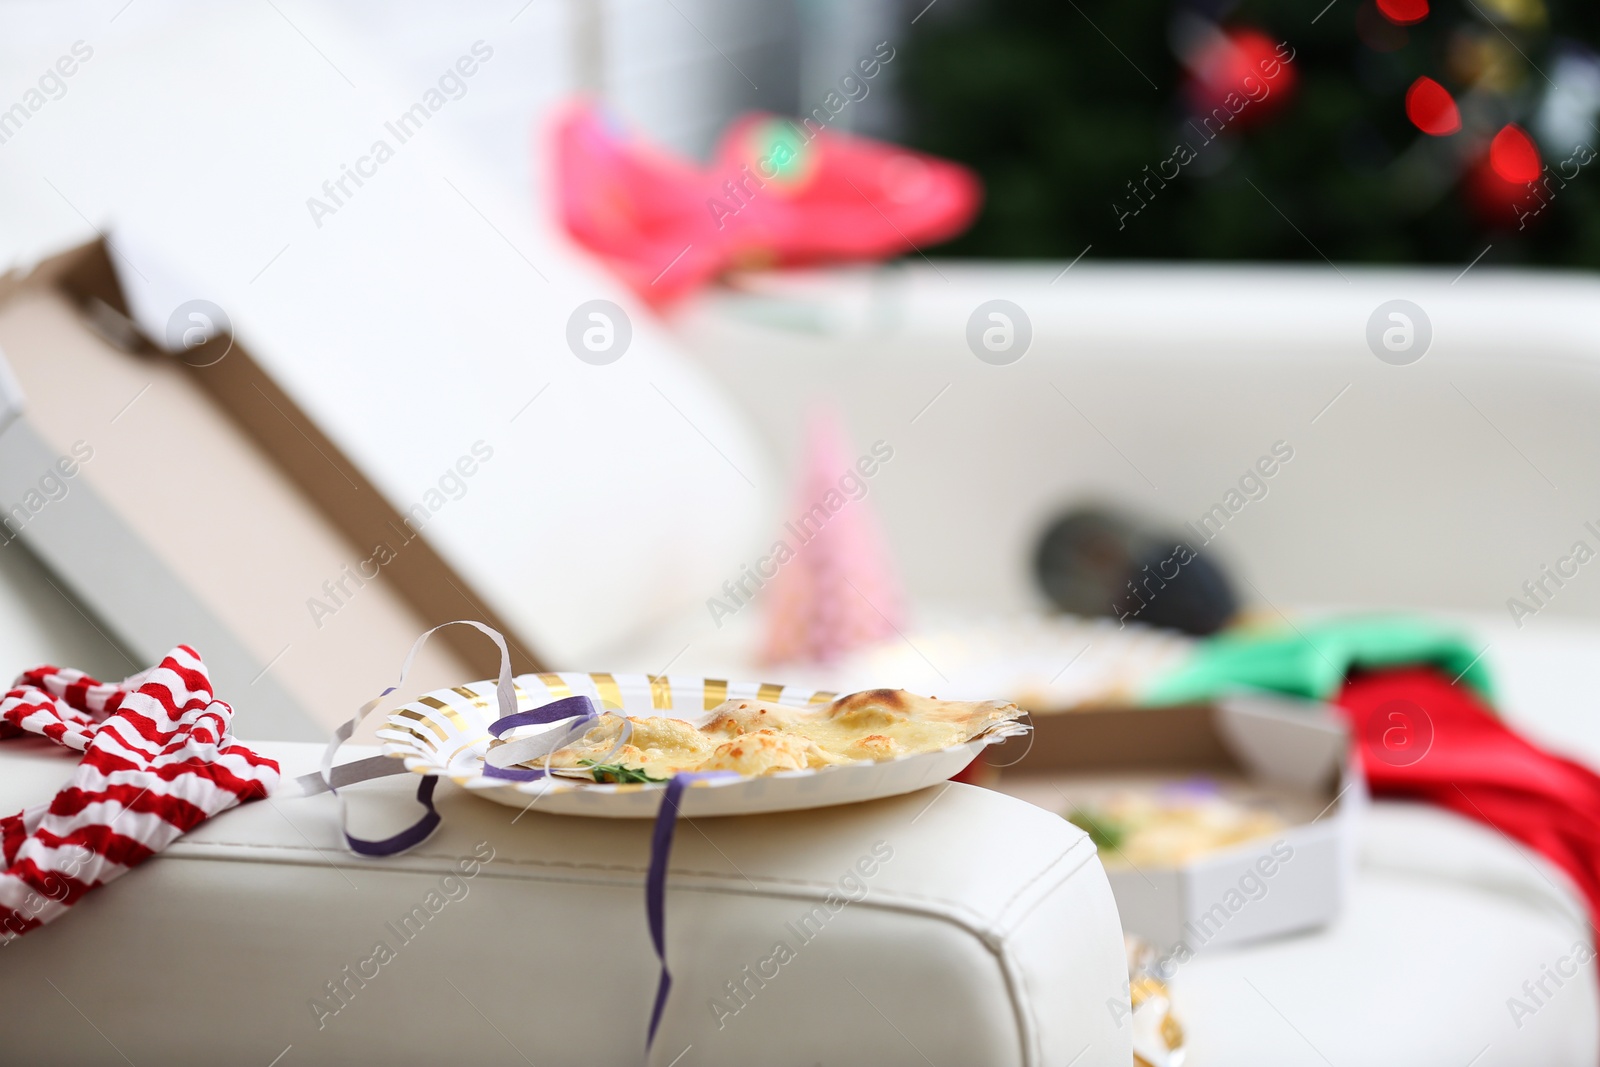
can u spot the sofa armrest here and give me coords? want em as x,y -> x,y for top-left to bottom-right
0,739 -> 1130,1066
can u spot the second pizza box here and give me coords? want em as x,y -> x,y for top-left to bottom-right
985,693 -> 1362,957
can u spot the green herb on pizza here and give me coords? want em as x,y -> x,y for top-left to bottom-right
579,759 -> 669,784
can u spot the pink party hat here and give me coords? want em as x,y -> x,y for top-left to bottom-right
762,408 -> 904,664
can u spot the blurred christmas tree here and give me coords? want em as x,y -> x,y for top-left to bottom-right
900,0 -> 1600,265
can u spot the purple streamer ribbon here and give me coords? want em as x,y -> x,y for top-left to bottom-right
481,695 -> 600,782
645,770 -> 738,1049
345,776 -> 440,856
488,695 -> 597,738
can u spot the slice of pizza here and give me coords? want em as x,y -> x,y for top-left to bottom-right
496,689 -> 1025,783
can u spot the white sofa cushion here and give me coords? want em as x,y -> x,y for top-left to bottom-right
1175,801 -> 1597,1065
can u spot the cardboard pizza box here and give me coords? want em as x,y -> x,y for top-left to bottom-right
986,693 -> 1361,957
0,240 -> 494,738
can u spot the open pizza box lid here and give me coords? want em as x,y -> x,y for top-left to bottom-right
986,691 -> 1363,956
0,241 -> 490,738
0,234 -> 772,738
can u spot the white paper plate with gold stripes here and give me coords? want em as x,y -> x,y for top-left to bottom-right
377,671 -> 1027,818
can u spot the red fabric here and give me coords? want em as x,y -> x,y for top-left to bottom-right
0,647 -> 279,941
1337,667 -> 1600,924
551,102 -> 982,305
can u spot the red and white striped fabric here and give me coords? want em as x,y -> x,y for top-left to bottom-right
0,645 -> 279,941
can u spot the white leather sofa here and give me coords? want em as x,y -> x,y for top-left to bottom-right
672,261 -> 1600,624
0,736 -> 1131,1066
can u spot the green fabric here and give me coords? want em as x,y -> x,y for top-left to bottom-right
1140,614 -> 1495,706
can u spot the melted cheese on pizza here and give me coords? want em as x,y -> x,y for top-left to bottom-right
499,689 -> 1021,781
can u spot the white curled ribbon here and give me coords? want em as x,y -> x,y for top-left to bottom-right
294,620 -> 518,855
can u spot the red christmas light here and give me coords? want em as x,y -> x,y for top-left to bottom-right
1405,77 -> 1461,135
1185,28 -> 1297,128
1376,0 -> 1429,25
1490,124 -> 1541,184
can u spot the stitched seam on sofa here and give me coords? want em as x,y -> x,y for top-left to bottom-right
161,838 -> 1059,920
155,844 -> 1013,934
993,846 -> 1113,1067
165,841 -> 841,888
995,836 -> 1095,926
993,941 -> 1040,1067
989,844 -> 1101,1067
